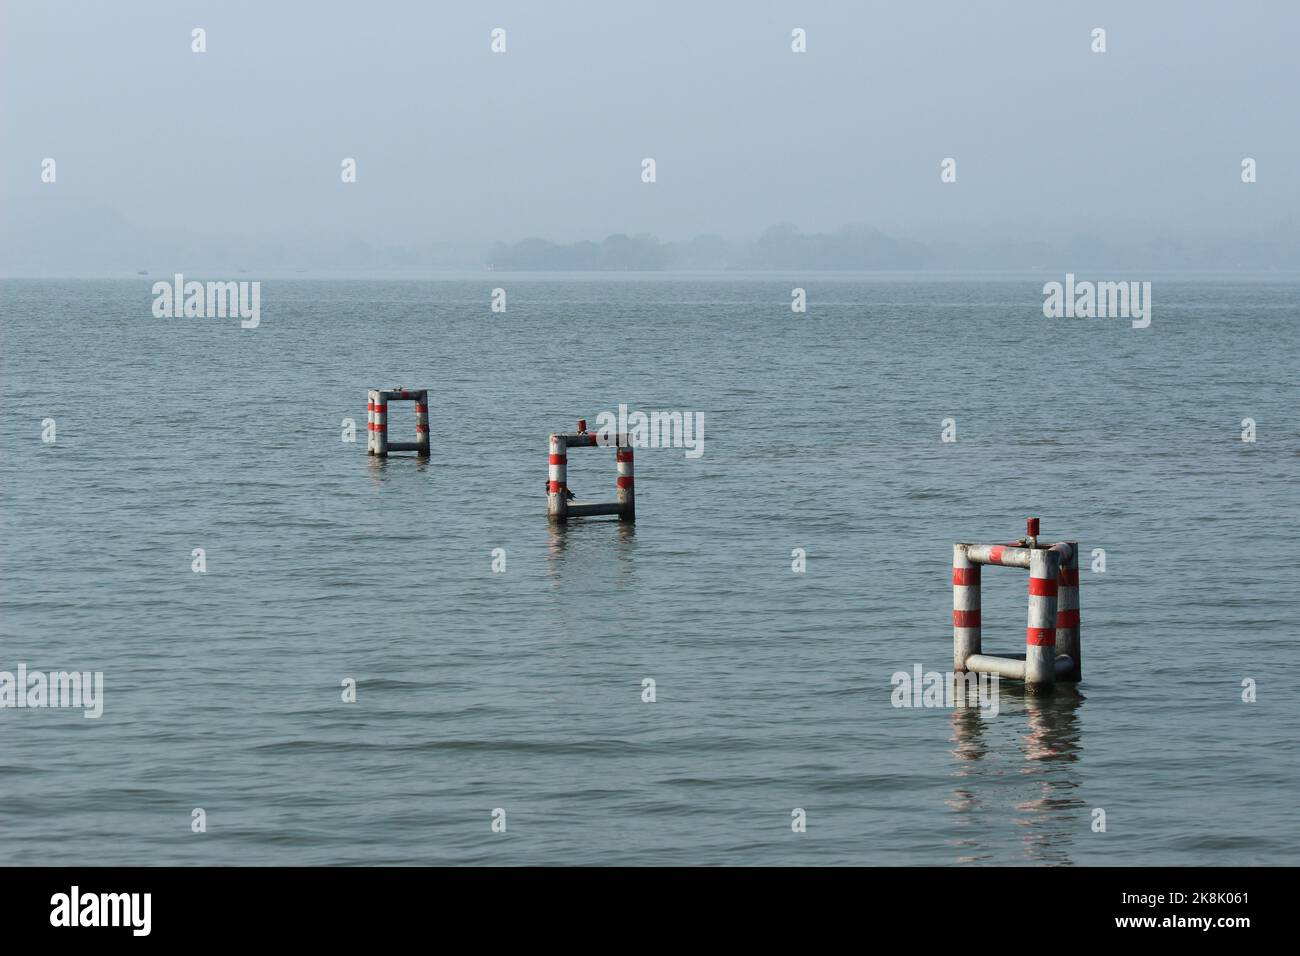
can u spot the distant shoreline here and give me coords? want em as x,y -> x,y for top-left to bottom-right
4,269 -> 1300,281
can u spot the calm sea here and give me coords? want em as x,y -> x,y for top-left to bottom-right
1,275 -> 1296,865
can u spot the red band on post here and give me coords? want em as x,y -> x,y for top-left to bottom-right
952,567 -> 980,586
549,454 -> 567,465
617,476 -> 634,489
1028,577 -> 1058,597
547,481 -> 567,494
953,610 -> 981,628
1026,627 -> 1056,646
1056,609 -> 1080,627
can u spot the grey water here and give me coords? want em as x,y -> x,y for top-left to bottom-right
1,275 -> 1296,866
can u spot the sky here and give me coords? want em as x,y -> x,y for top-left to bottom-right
1,1 -> 1297,271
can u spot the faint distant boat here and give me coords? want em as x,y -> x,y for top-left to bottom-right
136,269 -> 148,275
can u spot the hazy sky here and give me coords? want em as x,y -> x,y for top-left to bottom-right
2,0 -> 1297,260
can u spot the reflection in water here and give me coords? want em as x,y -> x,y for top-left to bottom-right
1015,689 -> 1086,865
947,681 -> 991,863
948,681 -> 1086,864
366,454 -> 429,485
545,521 -> 637,580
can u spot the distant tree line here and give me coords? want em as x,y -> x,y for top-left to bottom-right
487,234 -> 672,270
486,225 -> 930,271
484,222 -> 1300,272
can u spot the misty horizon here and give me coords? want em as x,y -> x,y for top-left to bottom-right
2,212 -> 1298,276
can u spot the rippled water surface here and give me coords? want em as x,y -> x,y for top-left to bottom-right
1,275 -> 1297,865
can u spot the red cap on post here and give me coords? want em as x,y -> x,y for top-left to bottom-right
1027,517 -> 1040,537
577,419 -> 587,433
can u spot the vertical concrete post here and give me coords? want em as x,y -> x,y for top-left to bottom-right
616,445 -> 635,522
1056,542 -> 1081,681
953,543 -> 981,671
414,391 -> 430,458
367,390 -> 377,455
1025,548 -> 1061,690
366,389 -> 388,456
547,434 -> 568,522
373,392 -> 388,457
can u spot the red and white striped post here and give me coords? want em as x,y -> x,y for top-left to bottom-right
616,445 -> 635,522
548,433 -> 568,522
1025,547 -> 1061,688
414,396 -> 430,454
1056,541 -> 1081,682
953,544 -> 981,672
367,388 -> 429,457
367,389 -> 387,457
